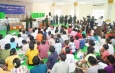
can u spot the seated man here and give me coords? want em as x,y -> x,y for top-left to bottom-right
86,56 -> 101,73
50,53 -> 69,73
30,56 -> 47,73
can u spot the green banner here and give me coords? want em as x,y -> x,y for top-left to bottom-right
0,12 -> 5,19
31,13 -> 45,18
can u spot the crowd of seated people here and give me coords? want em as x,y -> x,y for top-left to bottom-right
0,16 -> 115,73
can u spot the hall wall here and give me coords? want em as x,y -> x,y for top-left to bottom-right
0,0 -> 33,20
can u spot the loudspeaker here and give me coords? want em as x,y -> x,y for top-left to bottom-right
49,12 -> 51,16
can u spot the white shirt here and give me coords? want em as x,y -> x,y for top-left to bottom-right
31,32 -> 37,39
50,17 -> 53,21
95,19 -> 103,26
5,19 -> 9,24
69,42 -> 76,53
10,66 -> 29,73
12,35 -> 18,42
61,35 -> 69,41
91,30 -> 94,36
21,44 -> 29,54
54,43 -> 62,55
65,54 -> 75,72
86,65 -> 101,73
16,37 -> 23,47
50,61 -> 69,73
5,34 -> 12,39
21,34 -> 28,40
94,41 -> 101,53
108,44 -> 114,55
4,34 -> 12,44
35,29 -> 38,34
48,38 -> 55,46
0,39 -> 5,49
100,39 -> 106,46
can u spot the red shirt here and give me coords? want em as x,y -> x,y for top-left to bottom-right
39,44 -> 49,59
76,32 -> 82,39
102,50 -> 110,62
68,28 -> 72,34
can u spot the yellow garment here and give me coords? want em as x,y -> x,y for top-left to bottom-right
25,48 -> 39,64
84,54 -> 96,67
0,68 -> 10,73
5,55 -> 20,71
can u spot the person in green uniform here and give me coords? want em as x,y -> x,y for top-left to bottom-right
65,15 -> 68,25
73,15 -> 76,24
60,16 -> 62,24
62,15 -> 64,24
56,15 -> 58,24
29,16 -> 33,28
25,16 -> 29,30
45,15 -> 48,27
69,15 -> 72,24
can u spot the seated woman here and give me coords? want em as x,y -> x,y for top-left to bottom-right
25,43 -> 39,66
100,44 -> 110,63
76,46 -> 96,68
11,58 -> 29,73
5,49 -> 20,71
0,43 -> 11,59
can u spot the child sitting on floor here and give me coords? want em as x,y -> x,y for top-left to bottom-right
25,43 -> 39,66
10,38 -> 17,49
69,37 -> 76,54
5,48 -> 20,71
11,58 -> 29,73
47,46 -> 58,72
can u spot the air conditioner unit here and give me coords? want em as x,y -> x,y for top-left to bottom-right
93,3 -> 104,6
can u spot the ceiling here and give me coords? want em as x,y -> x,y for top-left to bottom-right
11,0 -> 112,4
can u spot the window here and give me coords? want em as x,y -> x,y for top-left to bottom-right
92,10 -> 105,19
55,10 -> 61,16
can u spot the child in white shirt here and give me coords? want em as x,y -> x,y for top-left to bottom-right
65,47 -> 76,73
69,38 -> 76,54
16,34 -> 23,48
48,34 -> 55,46
21,40 -> 29,54
54,38 -> 62,55
100,36 -> 106,46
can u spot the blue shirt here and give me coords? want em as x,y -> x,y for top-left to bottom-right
30,64 -> 47,73
43,32 -> 47,37
47,51 -> 58,69
80,38 -> 86,49
10,42 -> 17,49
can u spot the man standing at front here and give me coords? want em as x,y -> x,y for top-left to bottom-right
45,15 -> 49,27
5,17 -> 10,33
95,16 -> 103,36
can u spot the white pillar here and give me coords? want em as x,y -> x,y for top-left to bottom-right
74,2 -> 78,16
52,3 -> 55,16
106,0 -> 114,22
